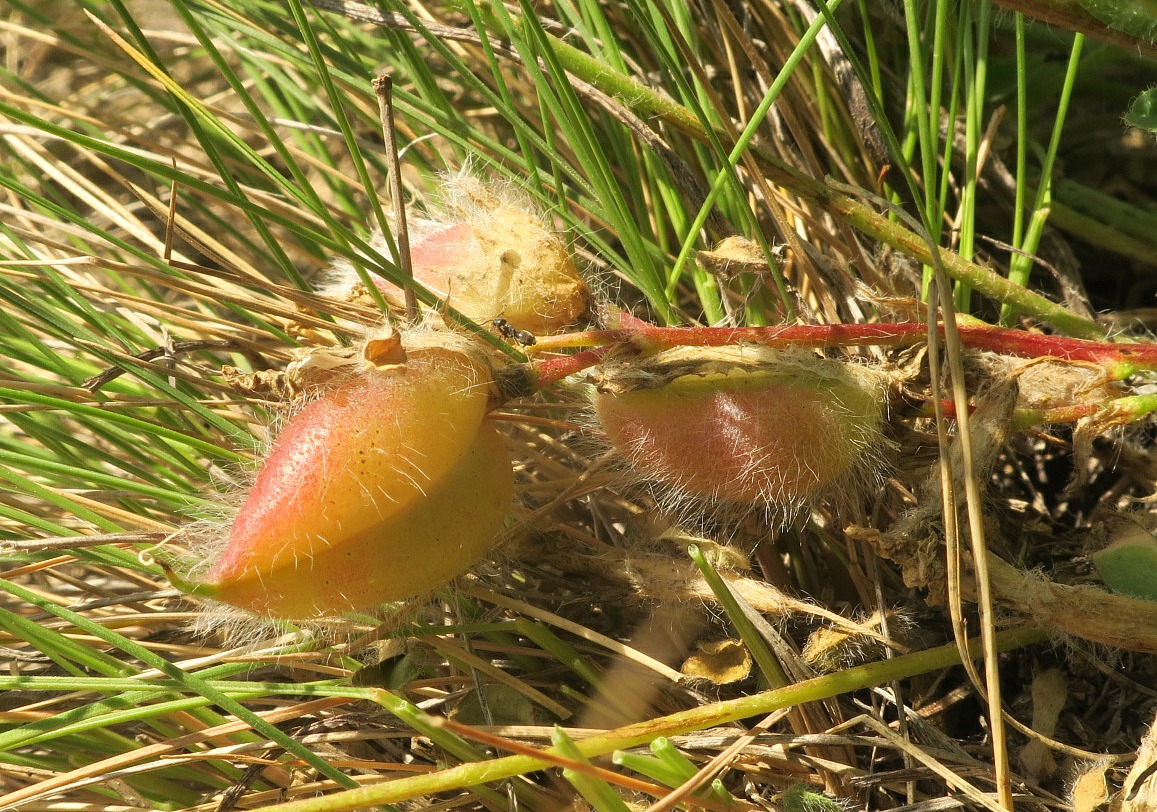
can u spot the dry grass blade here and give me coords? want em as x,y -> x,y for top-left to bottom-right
2,2 -> 1156,811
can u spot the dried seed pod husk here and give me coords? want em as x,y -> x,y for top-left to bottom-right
404,206 -> 588,336
329,174 -> 589,335
592,345 -> 889,517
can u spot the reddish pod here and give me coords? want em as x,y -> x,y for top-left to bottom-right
592,346 -> 888,515
198,337 -> 513,619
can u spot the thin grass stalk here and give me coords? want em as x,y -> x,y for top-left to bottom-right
666,0 -> 843,318
0,576 -> 360,791
252,626 -> 1049,812
954,0 -> 992,313
1002,32 -> 1085,322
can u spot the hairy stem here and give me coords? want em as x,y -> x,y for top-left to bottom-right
529,316 -> 1150,386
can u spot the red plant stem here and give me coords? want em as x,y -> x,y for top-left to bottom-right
934,398 -> 1098,427
934,392 -> 1157,430
529,318 -> 1152,385
1017,393 -> 1157,429
530,345 -> 621,387
949,322 -> 1143,376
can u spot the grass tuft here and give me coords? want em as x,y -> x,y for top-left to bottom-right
2,1 -> 1156,810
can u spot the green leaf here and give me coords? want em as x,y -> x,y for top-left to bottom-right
1092,537 -> 1157,601
1078,0 -> 1157,40
1125,87 -> 1157,131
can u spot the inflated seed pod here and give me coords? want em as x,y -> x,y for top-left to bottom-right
198,334 -> 513,618
592,345 -> 888,513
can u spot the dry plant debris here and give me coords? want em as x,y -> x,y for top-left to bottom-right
0,2 -> 1155,812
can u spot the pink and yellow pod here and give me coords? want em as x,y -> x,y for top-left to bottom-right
592,345 -> 888,516
196,335 -> 513,619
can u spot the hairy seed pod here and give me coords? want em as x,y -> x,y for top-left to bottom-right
200,337 -> 513,618
206,427 -> 512,618
404,204 -> 588,336
328,174 -> 588,335
592,346 -> 887,514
